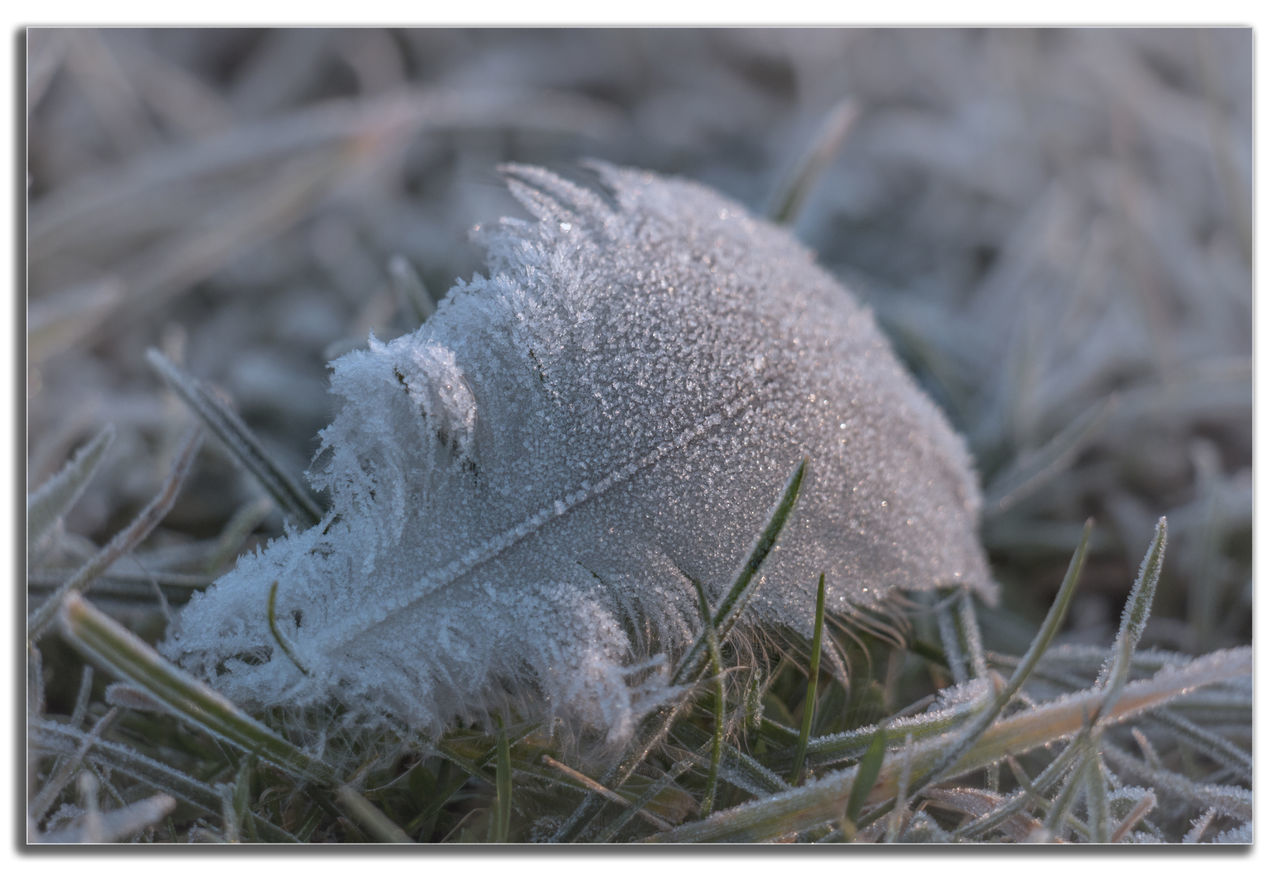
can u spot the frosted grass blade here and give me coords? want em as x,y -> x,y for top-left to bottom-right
336,785 -> 413,844
58,593 -> 332,783
908,519 -> 1094,793
29,718 -> 298,842
647,647 -> 1249,842
146,349 -> 322,527
28,424 -> 115,551
28,428 -> 202,641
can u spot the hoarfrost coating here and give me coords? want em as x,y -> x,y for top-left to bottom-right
161,163 -> 993,743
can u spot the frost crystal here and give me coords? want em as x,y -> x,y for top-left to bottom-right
161,163 -> 992,744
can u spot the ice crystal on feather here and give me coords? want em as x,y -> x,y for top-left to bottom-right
161,163 -> 993,744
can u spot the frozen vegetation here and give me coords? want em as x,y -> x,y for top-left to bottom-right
27,29 -> 1251,843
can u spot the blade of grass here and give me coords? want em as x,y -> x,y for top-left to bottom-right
937,591 -> 988,683
954,737 -> 1087,840
267,580 -> 311,676
690,576 -> 725,817
646,646 -> 1249,842
336,785 -> 413,844
791,573 -> 826,785
29,708 -> 120,821
1101,742 -> 1253,821
218,782 -> 239,842
491,722 -> 513,842
28,424 -> 115,551
799,701 -> 971,768
674,458 -> 807,683
147,349 -> 323,527
965,518 -> 1169,840
671,722 -> 789,798
840,726 -> 887,841
232,756 -> 254,842
1110,791 -> 1157,843
1148,710 -> 1252,777
542,755 -> 672,832
1082,734 -> 1110,842
1095,518 -> 1167,720
958,592 -> 989,680
39,793 -> 178,844
596,759 -> 696,842
983,396 -> 1115,516
558,459 -> 807,841
796,522 -> 1091,776
28,427 -> 202,641
70,664 -> 96,728
29,718 -> 297,842
57,593 -> 333,783
766,98 -> 859,225
407,760 -> 471,841
908,519 -> 1094,793
1043,728 -> 1093,839
848,520 -> 1094,834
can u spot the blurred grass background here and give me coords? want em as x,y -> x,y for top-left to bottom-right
27,27 -> 1251,692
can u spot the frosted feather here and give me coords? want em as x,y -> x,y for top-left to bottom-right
161,163 -> 992,744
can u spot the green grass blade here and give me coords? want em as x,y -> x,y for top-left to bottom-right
558,459 -> 807,842
691,576 -> 725,817
671,722 -> 788,798
958,592 -> 989,680
28,428 -> 202,641
1044,736 -> 1091,838
790,573 -> 826,785
29,707 -> 119,821
906,520 -> 1094,794
1082,734 -> 1109,842
597,759 -> 695,842
407,760 -> 471,840
492,722 -> 513,842
1149,709 -> 1252,777
766,98 -> 859,225
58,593 -> 333,783
674,458 -> 807,683
647,647 -> 1249,843
542,754 -> 672,833
28,424 -> 115,551
841,726 -> 887,840
146,348 -> 323,527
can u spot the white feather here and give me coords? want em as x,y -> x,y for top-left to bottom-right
161,163 -> 992,744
